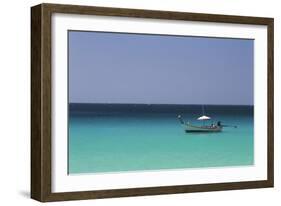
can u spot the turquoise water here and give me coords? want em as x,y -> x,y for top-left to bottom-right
68,104 -> 253,174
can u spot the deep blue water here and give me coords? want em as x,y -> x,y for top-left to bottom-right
68,104 -> 254,174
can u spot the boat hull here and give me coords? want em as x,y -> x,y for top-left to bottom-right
184,124 -> 222,133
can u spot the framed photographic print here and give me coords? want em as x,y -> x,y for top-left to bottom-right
31,3 -> 274,202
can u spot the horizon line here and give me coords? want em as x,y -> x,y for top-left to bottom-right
69,102 -> 254,106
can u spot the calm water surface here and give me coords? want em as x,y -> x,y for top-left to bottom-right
68,104 -> 254,174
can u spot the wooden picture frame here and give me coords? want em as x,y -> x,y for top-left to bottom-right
31,3 -> 274,202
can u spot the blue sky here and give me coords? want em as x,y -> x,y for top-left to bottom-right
68,31 -> 253,105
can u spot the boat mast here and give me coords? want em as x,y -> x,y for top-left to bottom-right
202,105 -> 205,125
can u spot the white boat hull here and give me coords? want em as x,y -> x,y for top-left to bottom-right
184,123 -> 222,133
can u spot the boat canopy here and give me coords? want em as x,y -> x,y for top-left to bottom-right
197,115 -> 211,120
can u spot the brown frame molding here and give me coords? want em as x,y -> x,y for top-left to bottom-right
31,3 -> 274,202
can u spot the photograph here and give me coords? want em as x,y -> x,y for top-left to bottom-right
30,3 -> 273,201
68,31 -> 254,174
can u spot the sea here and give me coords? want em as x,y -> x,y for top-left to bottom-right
68,104 -> 254,174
